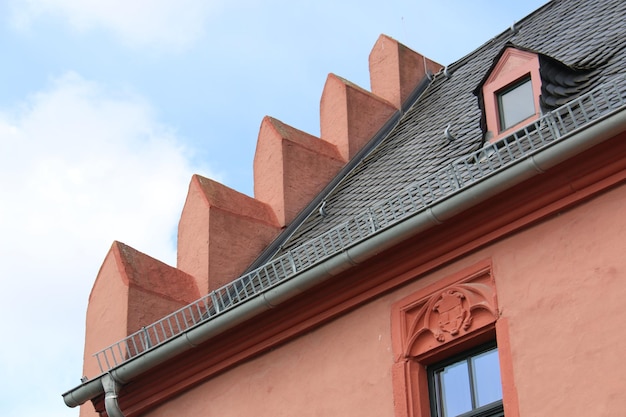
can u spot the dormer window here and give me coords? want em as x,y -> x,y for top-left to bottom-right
497,76 -> 535,131
475,46 -> 542,142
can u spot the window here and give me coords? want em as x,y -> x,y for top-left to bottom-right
429,345 -> 503,417
497,77 -> 535,132
476,47 -> 542,142
390,261 -> 518,417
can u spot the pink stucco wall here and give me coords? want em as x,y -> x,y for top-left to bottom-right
143,180 -> 626,416
152,298 -> 396,417
494,181 -> 626,416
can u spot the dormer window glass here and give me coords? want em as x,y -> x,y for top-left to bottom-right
497,76 -> 535,131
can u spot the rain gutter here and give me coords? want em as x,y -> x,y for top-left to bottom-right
63,107 -> 626,411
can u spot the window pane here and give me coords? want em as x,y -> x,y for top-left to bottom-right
437,360 -> 472,417
471,348 -> 503,407
499,78 -> 534,130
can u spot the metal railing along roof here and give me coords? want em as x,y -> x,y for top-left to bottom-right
93,74 -> 626,375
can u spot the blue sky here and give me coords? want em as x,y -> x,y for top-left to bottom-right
0,1 -> 547,416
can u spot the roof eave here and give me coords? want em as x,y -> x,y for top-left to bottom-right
63,101 -> 626,410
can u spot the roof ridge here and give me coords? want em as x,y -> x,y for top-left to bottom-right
447,0 -> 556,72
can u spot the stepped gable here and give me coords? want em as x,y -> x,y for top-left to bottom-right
82,28 -> 444,377
176,34 -> 440,288
63,1 -> 626,414
254,116 -> 345,227
320,73 -> 398,161
83,241 -> 199,379
369,34 -> 442,109
177,174 -> 281,293
81,0 -> 625,367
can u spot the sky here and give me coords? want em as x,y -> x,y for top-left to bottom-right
0,1 -> 548,416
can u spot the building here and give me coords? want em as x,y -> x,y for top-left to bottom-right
63,0 -> 626,416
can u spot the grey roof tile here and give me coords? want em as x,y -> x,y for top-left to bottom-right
265,0 -> 626,258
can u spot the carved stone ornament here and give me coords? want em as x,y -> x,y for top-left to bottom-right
433,289 -> 472,341
392,263 -> 498,359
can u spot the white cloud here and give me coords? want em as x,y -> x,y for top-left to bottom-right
10,0 -> 222,49
0,72 -> 205,265
0,72 -> 211,417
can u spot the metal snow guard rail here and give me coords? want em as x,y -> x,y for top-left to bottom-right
94,74 -> 626,374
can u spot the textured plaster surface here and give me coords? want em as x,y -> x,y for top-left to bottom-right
81,246 -> 129,417
493,183 -> 626,416
83,242 -> 200,382
82,243 -> 200,417
149,297 -> 397,417
320,73 -> 397,161
254,116 -> 344,226
177,175 -> 280,292
388,182 -> 626,417
147,182 -> 626,417
369,34 -> 442,109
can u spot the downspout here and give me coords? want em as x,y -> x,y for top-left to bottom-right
63,106 -> 626,409
102,374 -> 125,417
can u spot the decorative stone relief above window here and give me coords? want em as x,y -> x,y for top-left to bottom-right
392,260 -> 499,361
390,260 -> 503,417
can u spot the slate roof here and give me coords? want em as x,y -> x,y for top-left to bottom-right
266,0 -> 626,259
84,0 -> 626,375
